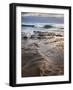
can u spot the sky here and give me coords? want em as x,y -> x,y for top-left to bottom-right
21,12 -> 64,25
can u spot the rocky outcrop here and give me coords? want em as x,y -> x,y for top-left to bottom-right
21,33 -> 64,77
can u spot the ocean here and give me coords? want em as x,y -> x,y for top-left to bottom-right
21,24 -> 64,35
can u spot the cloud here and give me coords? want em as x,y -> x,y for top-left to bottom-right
21,12 -> 64,18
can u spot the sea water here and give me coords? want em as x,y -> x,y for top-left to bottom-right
21,24 -> 64,35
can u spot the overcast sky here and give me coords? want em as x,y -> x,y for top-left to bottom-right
21,12 -> 64,24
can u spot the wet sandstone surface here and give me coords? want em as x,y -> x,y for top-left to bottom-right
21,33 -> 64,77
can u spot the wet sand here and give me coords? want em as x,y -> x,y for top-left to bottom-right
21,32 -> 64,77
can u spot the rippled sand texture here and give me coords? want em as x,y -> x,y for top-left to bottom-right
21,32 -> 64,77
